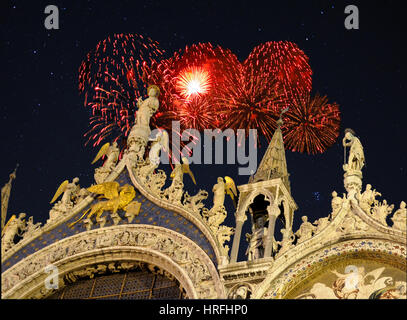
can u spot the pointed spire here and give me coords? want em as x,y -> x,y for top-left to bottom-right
1,164 -> 18,230
251,110 -> 290,190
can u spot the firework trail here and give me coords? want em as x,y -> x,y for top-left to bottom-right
78,33 -> 164,150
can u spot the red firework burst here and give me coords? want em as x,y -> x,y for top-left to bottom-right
216,72 -> 286,142
79,35 -> 339,157
282,93 -> 341,154
145,42 -> 241,132
176,66 -> 211,100
78,33 -> 164,148
244,41 -> 313,104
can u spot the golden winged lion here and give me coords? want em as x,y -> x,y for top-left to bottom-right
69,182 -> 138,227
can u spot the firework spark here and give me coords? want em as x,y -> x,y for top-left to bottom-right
145,42 -> 241,132
282,93 -> 341,154
176,67 -> 211,100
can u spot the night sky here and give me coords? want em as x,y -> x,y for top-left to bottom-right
1,1 -> 406,258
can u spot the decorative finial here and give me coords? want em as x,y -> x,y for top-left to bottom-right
278,107 -> 289,127
10,163 -> 19,180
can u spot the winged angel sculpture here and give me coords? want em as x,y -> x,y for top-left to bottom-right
69,182 -> 140,227
203,176 -> 237,232
50,177 -> 81,207
92,142 -> 120,184
170,157 -> 197,185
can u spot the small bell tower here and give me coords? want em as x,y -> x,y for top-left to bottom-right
230,116 -> 297,263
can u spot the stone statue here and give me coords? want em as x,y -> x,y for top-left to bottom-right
135,85 -> 160,127
331,191 -> 344,218
22,216 -> 42,240
202,177 -> 237,234
127,85 -> 160,162
212,177 -> 226,211
92,142 -> 120,184
148,131 -> 169,166
343,128 -> 365,172
246,215 -> 267,260
231,285 -> 252,299
164,157 -> 197,204
92,142 -> 120,169
50,177 -> 80,208
295,216 -> 315,244
139,131 -> 169,181
209,176 -> 237,213
372,200 -> 394,226
48,177 -> 81,222
1,213 -> 26,253
171,163 -> 184,184
313,216 -> 330,234
277,228 -> 295,255
163,163 -> 184,204
338,201 -> 370,233
360,184 -> 381,213
216,225 -> 234,257
182,190 -> 209,215
391,201 -> 406,231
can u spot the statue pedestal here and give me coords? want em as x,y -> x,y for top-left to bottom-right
94,166 -> 112,184
344,170 -> 362,200
127,124 -> 151,162
128,125 -> 151,142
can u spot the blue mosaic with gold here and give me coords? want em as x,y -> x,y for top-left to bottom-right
2,170 -> 217,272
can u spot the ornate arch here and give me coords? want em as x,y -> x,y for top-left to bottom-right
1,224 -> 225,299
253,238 -> 406,299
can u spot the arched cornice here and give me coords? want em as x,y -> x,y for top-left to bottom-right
2,224 -> 225,299
255,238 -> 406,299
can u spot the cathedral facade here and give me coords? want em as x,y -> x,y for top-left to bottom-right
1,88 -> 406,299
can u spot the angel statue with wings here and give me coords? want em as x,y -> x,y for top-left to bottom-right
69,182 -> 140,227
164,157 -> 196,204
92,142 -> 120,184
1,212 -> 27,253
170,157 -> 197,185
92,141 -> 120,169
211,176 -> 237,211
205,176 -> 237,232
50,177 -> 80,208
